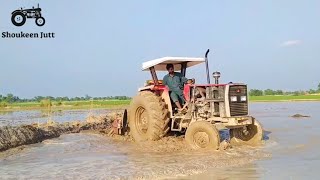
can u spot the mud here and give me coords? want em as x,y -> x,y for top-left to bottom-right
0,107 -> 276,179
0,111 -> 124,152
291,113 -> 310,118
0,108 -> 244,162
105,131 -> 232,153
0,132 -> 271,179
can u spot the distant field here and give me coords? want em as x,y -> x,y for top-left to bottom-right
249,95 -> 320,102
1,95 -> 320,112
0,100 -> 131,111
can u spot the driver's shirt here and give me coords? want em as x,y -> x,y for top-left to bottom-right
163,72 -> 188,94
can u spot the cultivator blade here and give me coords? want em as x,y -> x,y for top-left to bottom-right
111,109 -> 128,135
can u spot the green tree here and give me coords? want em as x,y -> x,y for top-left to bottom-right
249,89 -> 263,96
85,94 -> 91,100
308,89 -> 316,94
293,91 -> 303,96
45,96 -> 54,101
264,89 -> 275,95
62,96 -> 69,101
34,96 -> 45,102
12,95 -> 20,102
275,90 -> 283,95
6,93 -> 14,103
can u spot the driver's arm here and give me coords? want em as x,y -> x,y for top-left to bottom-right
180,76 -> 188,84
163,75 -> 168,86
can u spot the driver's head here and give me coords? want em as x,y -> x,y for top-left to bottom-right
166,64 -> 174,73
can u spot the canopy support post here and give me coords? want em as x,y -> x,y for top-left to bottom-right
149,67 -> 159,85
180,62 -> 187,77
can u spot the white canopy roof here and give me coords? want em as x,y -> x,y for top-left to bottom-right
142,57 -> 205,71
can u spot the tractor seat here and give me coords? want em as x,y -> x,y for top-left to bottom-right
145,80 -> 163,86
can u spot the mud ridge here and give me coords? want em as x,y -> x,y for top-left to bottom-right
291,114 -> 311,118
0,112 -> 122,152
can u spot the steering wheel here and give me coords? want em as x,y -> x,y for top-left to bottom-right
187,78 -> 195,84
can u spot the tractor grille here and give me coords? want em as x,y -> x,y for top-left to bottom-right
229,85 -> 248,116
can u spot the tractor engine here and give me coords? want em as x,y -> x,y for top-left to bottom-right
194,102 -> 210,119
192,72 -> 248,120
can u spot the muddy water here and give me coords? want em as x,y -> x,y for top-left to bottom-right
189,102 -> 320,179
0,102 -> 320,179
0,109 -> 111,126
0,132 -> 269,179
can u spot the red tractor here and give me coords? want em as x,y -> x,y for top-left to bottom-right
127,50 -> 263,149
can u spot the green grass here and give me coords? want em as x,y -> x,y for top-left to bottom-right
249,95 -> 320,102
0,100 -> 131,111
1,95 -> 319,112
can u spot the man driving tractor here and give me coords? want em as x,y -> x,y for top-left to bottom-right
163,64 -> 188,111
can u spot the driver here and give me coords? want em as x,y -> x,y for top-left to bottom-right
163,64 -> 188,111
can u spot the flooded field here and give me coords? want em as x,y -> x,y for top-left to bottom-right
0,102 -> 320,179
0,109 -> 112,127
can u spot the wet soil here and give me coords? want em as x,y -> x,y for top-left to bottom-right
0,132 -> 270,179
0,108 -> 271,179
0,111 -> 123,152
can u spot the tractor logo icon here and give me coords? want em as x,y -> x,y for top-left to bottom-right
11,4 -> 45,27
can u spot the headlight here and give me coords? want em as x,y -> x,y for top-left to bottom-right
241,96 -> 247,101
230,96 -> 237,102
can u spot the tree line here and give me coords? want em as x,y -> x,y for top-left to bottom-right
1,83 -> 319,101
249,83 -> 320,96
0,94 -> 131,103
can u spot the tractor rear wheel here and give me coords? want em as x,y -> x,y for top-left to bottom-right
11,12 -> 26,26
185,121 -> 220,150
128,91 -> 170,141
229,119 -> 263,146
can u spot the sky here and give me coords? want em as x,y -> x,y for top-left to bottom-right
0,0 -> 319,98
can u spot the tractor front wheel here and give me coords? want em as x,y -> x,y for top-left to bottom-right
35,17 -> 45,26
185,121 -> 220,150
229,119 -> 263,146
128,91 -> 170,141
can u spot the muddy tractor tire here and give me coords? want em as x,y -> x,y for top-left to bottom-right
229,119 -> 263,146
128,91 -> 170,141
11,12 -> 26,26
185,121 -> 220,150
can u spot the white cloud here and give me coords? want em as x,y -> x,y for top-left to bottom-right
280,40 -> 302,47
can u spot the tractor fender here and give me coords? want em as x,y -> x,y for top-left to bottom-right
138,85 -> 154,92
11,10 -> 22,14
138,85 -> 173,118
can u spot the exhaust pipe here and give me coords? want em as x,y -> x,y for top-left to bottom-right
205,49 -> 210,84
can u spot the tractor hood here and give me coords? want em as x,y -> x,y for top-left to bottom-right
142,57 -> 205,71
